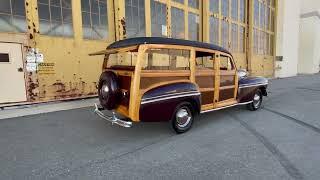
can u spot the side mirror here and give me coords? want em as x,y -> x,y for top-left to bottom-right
238,69 -> 248,78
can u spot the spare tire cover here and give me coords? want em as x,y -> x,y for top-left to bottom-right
98,71 -> 121,110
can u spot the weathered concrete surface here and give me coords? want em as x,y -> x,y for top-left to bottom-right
0,74 -> 320,180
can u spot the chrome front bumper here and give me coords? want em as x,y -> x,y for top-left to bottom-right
94,104 -> 133,128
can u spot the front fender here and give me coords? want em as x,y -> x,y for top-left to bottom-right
139,82 -> 201,122
238,77 -> 268,103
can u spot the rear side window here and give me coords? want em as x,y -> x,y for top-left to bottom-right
143,49 -> 190,70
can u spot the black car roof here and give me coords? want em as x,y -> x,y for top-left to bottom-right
107,37 -> 231,55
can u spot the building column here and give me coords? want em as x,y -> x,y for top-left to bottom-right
274,0 -> 301,78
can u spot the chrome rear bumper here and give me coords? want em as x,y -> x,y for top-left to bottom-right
94,104 -> 133,128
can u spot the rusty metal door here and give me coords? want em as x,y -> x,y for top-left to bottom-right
0,43 -> 26,104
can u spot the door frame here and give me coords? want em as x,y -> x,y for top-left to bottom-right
214,53 -> 238,108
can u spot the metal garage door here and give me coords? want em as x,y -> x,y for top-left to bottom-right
0,42 -> 26,104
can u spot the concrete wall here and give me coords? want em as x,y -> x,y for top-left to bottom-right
275,0 -> 301,78
298,0 -> 320,74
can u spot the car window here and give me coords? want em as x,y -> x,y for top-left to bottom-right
107,52 -> 139,68
143,49 -> 190,70
195,51 -> 215,70
196,56 -> 214,70
220,56 -> 234,71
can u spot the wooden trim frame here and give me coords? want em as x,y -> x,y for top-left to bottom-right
215,53 -> 239,108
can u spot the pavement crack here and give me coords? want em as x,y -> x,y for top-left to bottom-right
264,107 -> 320,135
296,87 -> 320,92
230,114 -> 304,180
50,135 -> 175,179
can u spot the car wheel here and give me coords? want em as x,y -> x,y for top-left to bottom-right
171,102 -> 194,134
247,89 -> 263,111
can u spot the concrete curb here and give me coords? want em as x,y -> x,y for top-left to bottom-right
0,98 -> 99,120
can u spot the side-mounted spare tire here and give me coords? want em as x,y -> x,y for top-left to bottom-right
98,71 -> 122,110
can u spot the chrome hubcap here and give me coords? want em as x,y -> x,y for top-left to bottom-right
253,93 -> 261,108
176,108 -> 191,128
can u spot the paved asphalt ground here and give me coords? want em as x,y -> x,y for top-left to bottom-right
1,74 -> 320,180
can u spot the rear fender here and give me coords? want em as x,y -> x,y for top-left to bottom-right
139,82 -> 201,122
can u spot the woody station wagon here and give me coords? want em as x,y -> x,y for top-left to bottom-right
91,37 -> 268,133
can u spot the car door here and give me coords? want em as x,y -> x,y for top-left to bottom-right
195,51 -> 216,110
215,54 -> 238,107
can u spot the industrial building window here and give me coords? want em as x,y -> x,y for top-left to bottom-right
38,0 -> 73,37
253,0 -> 275,55
0,0 -> 27,33
125,0 -> 145,38
81,0 -> 108,40
171,7 -> 185,39
188,12 -> 199,41
151,0 -> 167,37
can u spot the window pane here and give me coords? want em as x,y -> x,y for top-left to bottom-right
12,16 -> 27,33
143,49 -> 190,70
0,1 -> 27,33
62,0 -> 72,8
0,14 -> 14,32
0,53 -> 10,63
38,4 -> 50,20
239,26 -> 245,52
210,17 -> 219,45
188,0 -> 199,9
210,0 -> 219,14
125,0 -> 146,38
220,56 -> 234,70
188,12 -> 199,41
171,7 -> 185,39
259,1 -> 265,29
173,0 -> 184,4
81,0 -> 90,12
151,0 -> 167,37
231,0 -> 238,21
12,0 -> 26,16
253,29 -> 259,54
221,20 -> 229,49
222,0 -> 229,17
231,23 -> 238,52
266,7 -> 270,30
254,0 -> 259,27
0,1 -> 11,14
50,6 -> 62,21
81,0 -> 108,39
240,0 -> 246,23
38,0 -> 74,37
62,8 -> 73,23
